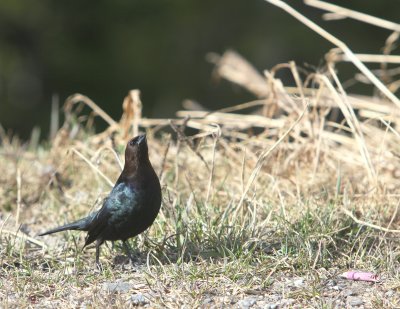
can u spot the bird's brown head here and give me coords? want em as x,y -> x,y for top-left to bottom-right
124,134 -> 150,170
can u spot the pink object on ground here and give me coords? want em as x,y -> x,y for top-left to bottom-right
340,271 -> 380,283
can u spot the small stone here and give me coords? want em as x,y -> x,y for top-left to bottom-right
265,304 -> 278,309
281,299 -> 295,306
344,290 -> 355,296
385,290 -> 394,297
130,293 -> 150,306
328,280 -> 337,286
292,278 -> 304,288
238,297 -> 257,308
102,281 -> 133,293
347,296 -> 363,306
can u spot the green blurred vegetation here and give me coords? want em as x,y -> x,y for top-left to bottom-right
0,0 -> 399,139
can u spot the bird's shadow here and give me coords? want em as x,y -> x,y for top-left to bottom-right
109,232 -> 282,268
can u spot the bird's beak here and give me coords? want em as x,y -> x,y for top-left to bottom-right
137,134 -> 147,145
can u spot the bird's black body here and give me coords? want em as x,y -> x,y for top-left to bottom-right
39,134 -> 161,267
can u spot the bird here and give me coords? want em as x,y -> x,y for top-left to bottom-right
38,134 -> 162,268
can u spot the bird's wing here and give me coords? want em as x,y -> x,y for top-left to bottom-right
84,183 -> 137,246
83,208 -> 110,247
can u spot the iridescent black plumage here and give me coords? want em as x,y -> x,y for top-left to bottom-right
39,135 -> 162,267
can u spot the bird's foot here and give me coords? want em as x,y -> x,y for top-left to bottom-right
122,241 -> 140,268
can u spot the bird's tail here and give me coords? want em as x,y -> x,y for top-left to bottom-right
38,217 -> 89,236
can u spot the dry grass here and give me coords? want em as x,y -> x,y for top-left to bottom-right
1,1 -> 400,308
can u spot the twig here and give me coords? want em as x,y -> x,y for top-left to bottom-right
65,94 -> 117,127
241,147 -> 247,196
323,66 -> 376,179
312,240 -> 323,269
49,94 -> 60,140
264,0 -> 400,109
342,208 -> 400,234
71,148 -> 114,187
1,229 -> 47,248
15,168 -> 21,229
159,135 -> 172,181
305,0 -> 400,32
169,118 -> 211,172
236,102 -> 310,212
206,125 -> 221,203
94,145 -> 124,171
331,53 -> 400,64
205,99 -> 268,116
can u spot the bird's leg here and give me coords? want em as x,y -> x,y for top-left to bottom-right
123,240 -> 135,265
96,239 -> 102,271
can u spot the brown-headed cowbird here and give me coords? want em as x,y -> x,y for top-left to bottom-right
39,134 -> 161,268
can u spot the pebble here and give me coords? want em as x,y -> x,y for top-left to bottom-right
344,290 -> 355,296
292,278 -> 304,288
347,296 -> 363,306
102,281 -> 133,293
238,297 -> 257,308
130,293 -> 150,306
385,290 -> 394,297
203,298 -> 213,305
282,299 -> 295,306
